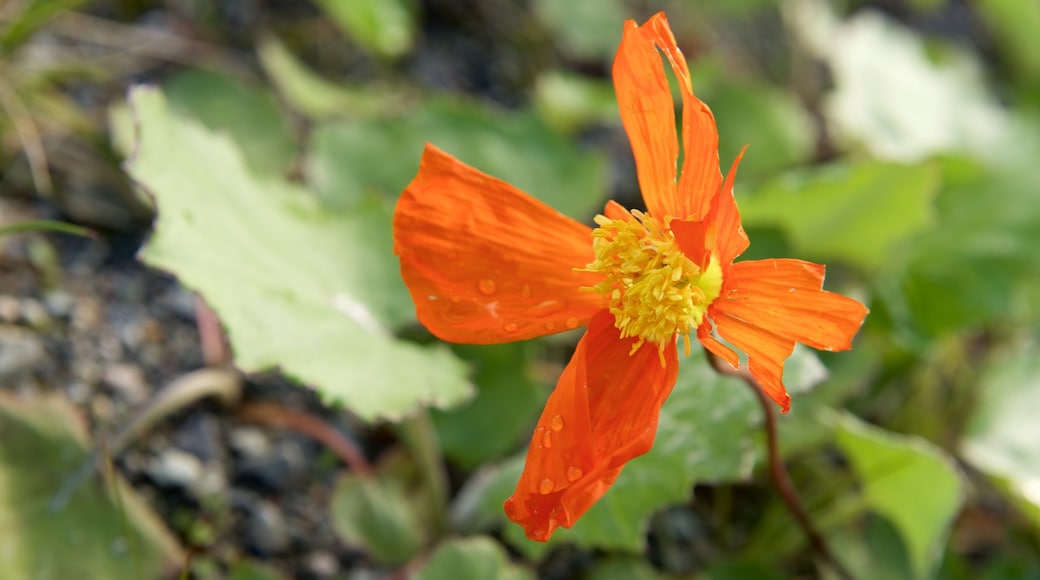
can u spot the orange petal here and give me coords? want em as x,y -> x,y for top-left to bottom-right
612,17 -> 679,220
504,310 -> 679,541
670,147 -> 749,268
711,147 -> 750,265
696,319 -> 738,370
708,258 -> 870,410
394,144 -> 607,343
602,199 -> 632,221
638,12 -> 723,221
709,312 -> 794,411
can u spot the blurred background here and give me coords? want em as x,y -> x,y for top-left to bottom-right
1,0 -> 1039,578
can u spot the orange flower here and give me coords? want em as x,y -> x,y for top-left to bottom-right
393,12 -> 868,542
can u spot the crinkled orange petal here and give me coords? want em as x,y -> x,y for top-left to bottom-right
504,310 -> 679,541
612,17 -> 679,220
696,318 -> 738,370
393,144 -> 607,344
639,12 -> 723,221
670,147 -> 748,269
708,258 -> 870,410
710,147 -> 750,265
710,313 -> 794,411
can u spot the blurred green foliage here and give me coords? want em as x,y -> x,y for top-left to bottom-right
3,0 -> 1040,578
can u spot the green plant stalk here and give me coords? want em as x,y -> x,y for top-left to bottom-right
395,410 -> 450,539
0,219 -> 95,238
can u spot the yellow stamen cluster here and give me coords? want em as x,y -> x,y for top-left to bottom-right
581,209 -> 722,362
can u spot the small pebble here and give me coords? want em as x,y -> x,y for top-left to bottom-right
0,296 -> 19,323
147,447 -> 203,490
102,364 -> 148,405
245,501 -> 290,556
305,550 -> 340,578
0,324 -> 45,380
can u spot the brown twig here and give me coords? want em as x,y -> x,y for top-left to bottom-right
237,402 -> 372,476
709,355 -> 855,580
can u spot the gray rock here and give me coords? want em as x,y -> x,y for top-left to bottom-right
0,324 -> 45,381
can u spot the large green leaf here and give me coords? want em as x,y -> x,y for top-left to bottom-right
962,340 -> 1040,533
739,161 -> 939,270
306,97 -> 607,217
883,156 -> 1040,338
833,412 -> 964,580
125,87 -> 471,421
312,0 -> 415,58
413,536 -> 533,580
0,393 -> 182,579
164,70 -> 296,178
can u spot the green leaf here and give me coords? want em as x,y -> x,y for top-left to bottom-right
164,70 -> 296,178
692,62 -> 815,182
973,0 -> 1040,88
740,161 -> 939,270
313,0 -> 415,58
533,71 -> 619,133
588,556 -> 667,580
533,0 -> 626,61
413,536 -> 533,580
432,343 -> 547,469
257,35 -> 407,120
306,97 -> 607,217
227,561 -> 287,580
833,411 -> 964,580
962,340 -> 1040,533
0,393 -> 182,579
330,472 -> 424,565
502,352 -> 760,554
125,86 -> 471,421
825,514 -> 915,580
0,0 -> 86,54
883,156 -> 1040,338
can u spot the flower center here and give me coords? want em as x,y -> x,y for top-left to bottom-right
581,209 -> 722,360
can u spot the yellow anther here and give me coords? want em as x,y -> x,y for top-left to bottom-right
580,209 -> 722,362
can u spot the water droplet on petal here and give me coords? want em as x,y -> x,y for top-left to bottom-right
788,287 -> 796,293
477,279 -> 496,295
503,322 -> 519,333
545,321 -> 557,331
541,430 -> 552,449
550,414 -> 564,432
565,316 -> 579,329
539,478 -> 555,494
525,300 -> 564,317
567,466 -> 583,482
521,284 -> 532,298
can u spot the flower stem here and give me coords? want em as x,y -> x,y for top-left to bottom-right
708,355 -> 855,580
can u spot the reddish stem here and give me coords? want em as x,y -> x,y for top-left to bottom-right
238,402 -> 372,476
